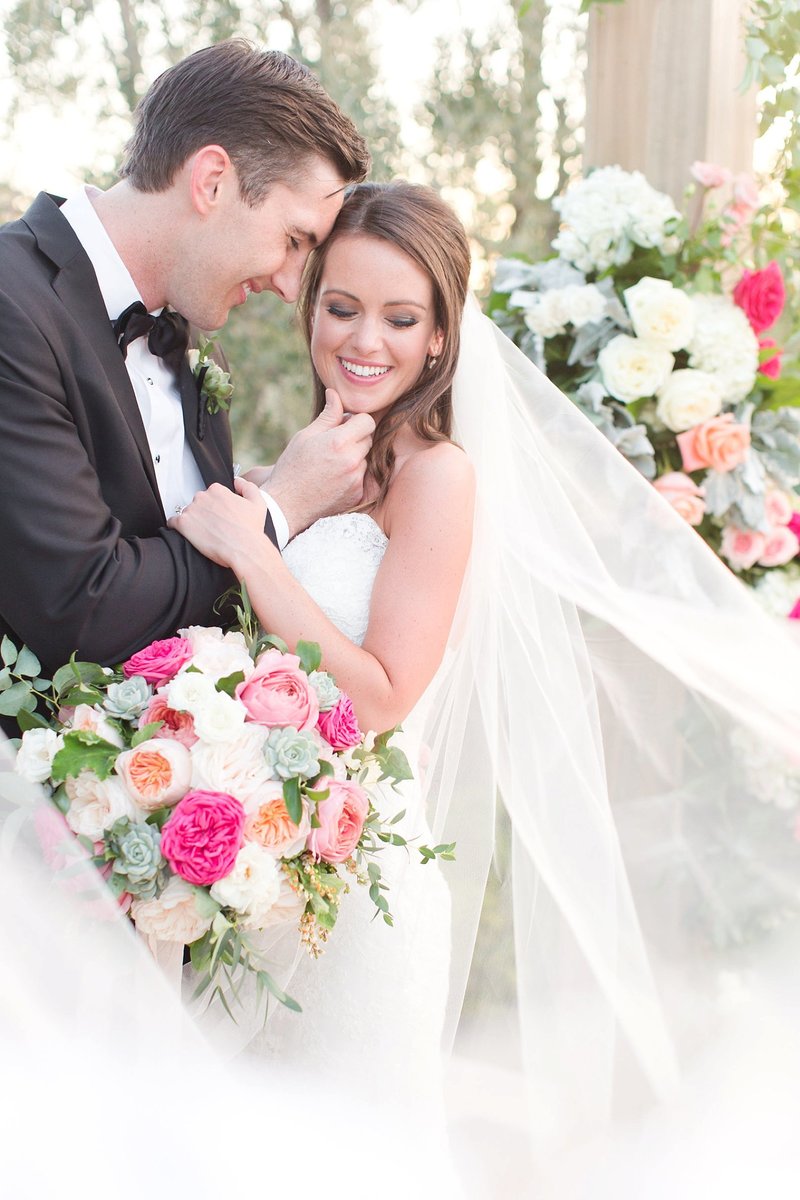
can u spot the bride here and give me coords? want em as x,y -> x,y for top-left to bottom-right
173,181 -> 800,1176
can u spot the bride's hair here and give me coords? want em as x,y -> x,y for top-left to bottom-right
298,181 -> 471,511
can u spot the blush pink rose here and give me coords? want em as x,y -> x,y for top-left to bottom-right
161,789 -> 245,886
733,261 -> 785,334
676,414 -> 751,474
139,692 -> 198,748
733,174 -> 760,211
652,472 -> 706,526
306,779 -> 369,864
690,161 -> 731,189
764,490 -> 793,527
123,637 -> 194,685
720,525 -> 767,572
758,526 -> 800,568
759,337 -> 782,379
316,695 -> 363,751
235,648 -> 319,730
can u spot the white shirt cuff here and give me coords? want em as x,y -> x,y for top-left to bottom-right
258,489 -> 290,550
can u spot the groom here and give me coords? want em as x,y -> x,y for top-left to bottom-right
0,41 -> 373,705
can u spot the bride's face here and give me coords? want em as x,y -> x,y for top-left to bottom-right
310,234 -> 443,420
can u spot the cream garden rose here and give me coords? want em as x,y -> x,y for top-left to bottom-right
209,841 -> 282,929
597,334 -> 674,403
655,368 -> 724,432
623,277 -> 694,351
130,877 -> 214,943
177,626 -> 254,683
65,771 -> 140,841
15,728 -> 64,784
190,724 -> 271,802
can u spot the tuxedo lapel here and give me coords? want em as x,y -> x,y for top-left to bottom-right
24,194 -> 161,499
178,358 -> 232,489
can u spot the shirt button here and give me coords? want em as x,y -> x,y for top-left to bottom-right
155,454 -> 161,464
147,377 -> 154,386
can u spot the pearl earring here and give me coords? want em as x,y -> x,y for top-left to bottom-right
427,356 -> 438,370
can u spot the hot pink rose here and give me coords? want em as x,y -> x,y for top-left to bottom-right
676,415 -> 750,475
764,490 -> 793,527
733,261 -> 785,334
161,789 -> 245,886
789,598 -> 800,620
235,648 -> 319,730
316,695 -> 363,751
720,525 -> 767,572
123,637 -> 193,685
652,472 -> 705,526
759,337 -> 782,379
789,512 -> 800,542
690,161 -> 731,189
306,779 -> 369,864
758,526 -> 800,568
139,692 -> 198,748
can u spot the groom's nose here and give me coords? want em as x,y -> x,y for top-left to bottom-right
268,257 -> 305,304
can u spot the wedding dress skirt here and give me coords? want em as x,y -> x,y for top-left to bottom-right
250,514 -> 453,1122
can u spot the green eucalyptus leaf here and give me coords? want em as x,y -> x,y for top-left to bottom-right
295,639 -> 322,674
282,776 -> 302,825
14,646 -> 41,678
215,670 -> 245,697
256,969 -> 301,1012
0,680 -> 33,716
261,633 -> 289,655
52,659 -> 107,697
130,721 -> 164,747
1,636 -> 19,668
60,685 -> 104,708
16,708 -> 50,732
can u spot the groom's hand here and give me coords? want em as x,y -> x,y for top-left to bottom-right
266,388 -> 374,538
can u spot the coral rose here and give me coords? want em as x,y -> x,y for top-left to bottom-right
307,779 -> 369,864
652,472 -> 706,526
317,695 -> 363,751
758,526 -> 800,568
123,637 -> 193,685
676,414 -> 750,474
161,789 -> 245,886
720,526 -> 767,572
115,739 -> 192,812
139,692 -> 198,748
235,648 -> 319,730
244,782 -> 310,859
733,261 -> 785,334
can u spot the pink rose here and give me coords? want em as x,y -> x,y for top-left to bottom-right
788,512 -> 800,542
306,779 -> 369,864
161,789 -> 245,886
235,648 -> 319,730
789,598 -> 800,621
758,526 -> 800,568
690,161 -> 731,189
764,490 -> 793,527
139,692 -> 198,748
759,337 -> 782,379
652,472 -> 706,526
733,261 -> 785,334
732,174 -> 760,211
720,525 -> 767,572
123,637 -> 193,685
676,414 -> 750,475
316,695 -> 363,751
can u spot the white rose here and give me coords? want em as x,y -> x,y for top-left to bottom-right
259,871 -> 306,929
163,670 -> 217,715
15,728 -> 64,784
209,842 -> 281,929
65,771 -> 141,841
523,290 -> 569,338
597,334 -> 674,403
191,724 -> 271,801
131,877 -> 213,943
655,368 -> 724,432
191,691 -> 247,744
177,627 -> 254,683
562,283 -> 607,327
115,738 -> 192,811
623,277 -> 695,351
68,704 -> 124,747
687,294 -> 759,404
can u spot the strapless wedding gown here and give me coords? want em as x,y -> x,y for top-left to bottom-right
251,513 -> 453,1119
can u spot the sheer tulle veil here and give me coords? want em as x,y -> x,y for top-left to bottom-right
420,296 -> 800,1163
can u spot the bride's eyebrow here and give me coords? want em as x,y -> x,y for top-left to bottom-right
321,287 -> 427,311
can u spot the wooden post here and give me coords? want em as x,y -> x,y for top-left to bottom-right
584,0 -> 758,203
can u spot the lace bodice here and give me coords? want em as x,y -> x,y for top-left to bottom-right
282,512 -> 388,647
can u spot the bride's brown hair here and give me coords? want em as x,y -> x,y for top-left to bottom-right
297,182 -> 471,512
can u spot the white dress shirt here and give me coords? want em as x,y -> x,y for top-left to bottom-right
60,186 -> 289,547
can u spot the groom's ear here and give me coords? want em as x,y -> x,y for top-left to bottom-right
189,145 -> 234,215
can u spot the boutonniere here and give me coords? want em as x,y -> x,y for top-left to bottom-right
189,337 -> 234,415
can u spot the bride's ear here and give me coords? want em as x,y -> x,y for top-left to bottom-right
428,329 -> 444,358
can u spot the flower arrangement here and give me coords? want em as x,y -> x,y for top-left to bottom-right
5,595 -> 453,1018
489,163 -> 800,617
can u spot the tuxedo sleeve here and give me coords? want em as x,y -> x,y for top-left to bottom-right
0,290 -> 239,672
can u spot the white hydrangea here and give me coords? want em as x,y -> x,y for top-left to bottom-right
687,294 -> 759,404
552,166 -> 681,273
522,284 -> 606,338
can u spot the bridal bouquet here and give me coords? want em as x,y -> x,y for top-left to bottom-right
490,163 -> 800,618
5,604 -> 452,1019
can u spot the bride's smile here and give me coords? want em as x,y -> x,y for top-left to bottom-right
310,233 -> 443,420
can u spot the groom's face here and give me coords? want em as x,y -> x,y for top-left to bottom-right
176,156 -> 346,330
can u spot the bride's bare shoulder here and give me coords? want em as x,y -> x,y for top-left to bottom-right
383,440 -> 475,536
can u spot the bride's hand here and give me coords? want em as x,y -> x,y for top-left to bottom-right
169,479 -> 279,573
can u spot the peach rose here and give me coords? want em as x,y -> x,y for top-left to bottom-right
115,739 -> 192,812
244,781 -> 310,859
235,648 -> 319,730
720,525 -> 767,572
652,472 -> 706,526
758,526 -> 800,568
676,414 -> 750,474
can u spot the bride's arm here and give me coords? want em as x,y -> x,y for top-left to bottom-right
172,444 -> 474,731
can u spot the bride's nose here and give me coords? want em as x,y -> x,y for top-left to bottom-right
349,315 -> 384,357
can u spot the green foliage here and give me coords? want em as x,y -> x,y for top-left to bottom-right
50,730 -> 120,783
743,2 -> 800,183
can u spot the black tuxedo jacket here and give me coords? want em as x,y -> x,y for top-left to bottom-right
0,192 -> 257,684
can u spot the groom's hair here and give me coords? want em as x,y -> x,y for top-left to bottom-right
119,39 -> 370,203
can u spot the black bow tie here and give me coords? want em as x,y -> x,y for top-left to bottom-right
112,300 -> 189,376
